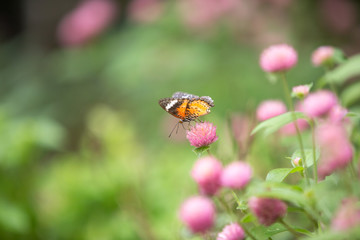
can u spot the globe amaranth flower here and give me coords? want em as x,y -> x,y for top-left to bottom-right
292,84 -> 310,99
221,161 -> 252,189
302,90 -> 338,118
248,197 -> 287,226
329,105 -> 348,123
331,197 -> 360,231
316,122 -> 353,179
312,46 -> 335,67
128,0 -> 163,23
256,100 -> 287,122
179,196 -> 215,233
57,0 -> 116,47
260,44 -> 298,73
186,121 -> 218,148
217,223 -> 245,240
191,156 -> 223,196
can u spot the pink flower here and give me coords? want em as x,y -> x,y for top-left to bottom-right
179,196 -> 215,233
329,105 -> 348,123
179,0 -> 237,30
280,118 -> 309,136
302,90 -> 338,118
292,85 -> 310,98
256,100 -> 287,121
292,157 -> 301,167
331,198 -> 360,231
57,0 -> 116,47
217,223 -> 245,240
259,44 -> 298,73
221,161 -> 252,189
128,0 -> 163,23
191,156 -> 223,196
186,122 -> 218,148
248,197 -> 287,226
312,46 -> 335,66
316,122 -> 353,179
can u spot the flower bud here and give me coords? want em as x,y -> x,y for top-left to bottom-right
179,196 -> 215,233
191,156 -> 222,196
248,197 -> 287,226
260,44 -> 298,73
217,223 -> 245,240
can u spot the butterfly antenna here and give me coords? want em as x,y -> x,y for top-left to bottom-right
168,122 -> 180,138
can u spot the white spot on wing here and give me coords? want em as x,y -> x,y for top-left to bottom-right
165,100 -> 178,111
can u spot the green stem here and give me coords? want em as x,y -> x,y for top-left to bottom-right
280,73 -> 309,186
217,196 -> 259,240
278,218 -> 302,239
311,121 -> 318,183
349,161 -> 357,179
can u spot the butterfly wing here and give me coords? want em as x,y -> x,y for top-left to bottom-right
159,98 -> 189,121
172,92 -> 199,99
185,99 -> 213,121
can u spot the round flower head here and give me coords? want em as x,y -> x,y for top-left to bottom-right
260,44 -> 298,73
179,196 -> 215,233
221,161 -> 252,189
329,105 -> 348,123
292,85 -> 310,99
312,46 -> 335,67
57,0 -> 116,47
217,223 -> 245,240
248,197 -> 287,226
331,197 -> 360,231
186,122 -> 218,148
256,100 -> 287,122
191,156 -> 223,196
302,90 -> 338,118
316,122 -> 353,179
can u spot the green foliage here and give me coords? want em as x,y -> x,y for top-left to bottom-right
325,54 -> 360,84
251,112 -> 308,136
266,166 -> 304,183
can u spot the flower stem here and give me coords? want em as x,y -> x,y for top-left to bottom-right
217,196 -> 259,240
280,73 -> 309,186
311,121 -> 318,183
278,218 -> 302,239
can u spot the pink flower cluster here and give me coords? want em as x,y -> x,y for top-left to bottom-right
312,46 -> 335,66
331,197 -> 360,231
186,122 -> 218,148
248,197 -> 287,226
316,122 -> 353,179
259,44 -> 298,73
57,0 -> 117,47
181,151 -> 252,234
191,157 -> 252,197
217,223 -> 245,240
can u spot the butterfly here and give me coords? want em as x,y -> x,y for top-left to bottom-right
159,92 -> 214,136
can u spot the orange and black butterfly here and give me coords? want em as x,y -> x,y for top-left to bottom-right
159,92 -> 214,136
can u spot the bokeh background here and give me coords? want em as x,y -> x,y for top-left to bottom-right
1,0 -> 360,239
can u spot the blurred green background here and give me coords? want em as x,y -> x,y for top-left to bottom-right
0,0 -> 359,239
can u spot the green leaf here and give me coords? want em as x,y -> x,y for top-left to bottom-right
251,112 -> 308,136
236,200 -> 248,211
291,148 -> 320,168
341,82 -> 360,107
250,223 -> 287,239
346,112 -> 360,117
247,182 -> 308,207
0,199 -> 30,233
266,166 -> 304,183
325,54 -> 360,84
241,213 -> 256,223
192,145 -> 210,157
